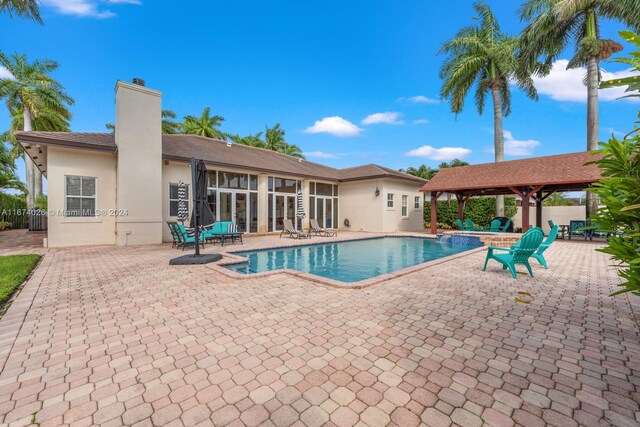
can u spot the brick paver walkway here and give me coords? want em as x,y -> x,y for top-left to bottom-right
0,235 -> 638,426
0,229 -> 46,256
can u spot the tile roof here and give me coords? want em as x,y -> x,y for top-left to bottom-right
420,151 -> 602,194
14,131 -> 426,184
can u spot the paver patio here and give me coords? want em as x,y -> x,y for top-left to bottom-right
0,230 -> 638,427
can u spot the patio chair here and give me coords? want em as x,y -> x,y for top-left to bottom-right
465,219 -> 478,231
174,223 -> 205,251
530,225 -> 558,269
547,220 -> 555,228
280,219 -> 310,239
202,221 -> 244,246
568,220 -> 589,240
167,221 -> 179,248
484,218 -> 502,232
482,227 -> 544,279
498,219 -> 511,233
456,219 -> 466,230
309,218 -> 336,237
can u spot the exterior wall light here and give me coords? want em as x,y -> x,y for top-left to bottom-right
375,187 -> 380,197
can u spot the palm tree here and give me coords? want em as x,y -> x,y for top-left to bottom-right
182,107 -> 227,140
519,0 -> 640,217
401,165 -> 439,180
229,132 -> 265,148
0,53 -> 73,208
0,144 -> 26,194
105,109 -> 180,134
439,1 -> 538,216
1,0 -> 42,23
264,123 -> 286,152
1,105 -> 70,162
281,144 -> 305,159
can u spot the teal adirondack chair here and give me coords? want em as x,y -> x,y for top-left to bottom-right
484,219 -> 501,232
465,219 -> 478,231
456,219 -> 466,230
482,227 -> 545,279
498,219 -> 511,233
531,225 -> 558,269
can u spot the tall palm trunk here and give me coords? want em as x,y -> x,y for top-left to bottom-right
491,84 -> 505,216
585,54 -> 600,217
23,107 -> 35,209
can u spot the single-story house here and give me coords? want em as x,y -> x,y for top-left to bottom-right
16,80 -> 426,247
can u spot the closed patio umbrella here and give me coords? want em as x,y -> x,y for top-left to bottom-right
177,180 -> 189,224
170,158 -> 221,265
296,188 -> 305,229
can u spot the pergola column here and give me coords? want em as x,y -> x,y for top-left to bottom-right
455,193 -> 469,221
509,185 -> 544,232
535,193 -> 543,228
430,191 -> 442,235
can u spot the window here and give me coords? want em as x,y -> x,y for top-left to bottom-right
402,195 -> 408,217
218,172 -> 248,189
65,176 -> 96,217
387,193 -> 394,208
415,196 -> 421,209
169,183 -> 189,217
315,183 -> 333,196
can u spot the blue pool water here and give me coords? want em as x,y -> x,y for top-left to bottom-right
225,236 -> 480,283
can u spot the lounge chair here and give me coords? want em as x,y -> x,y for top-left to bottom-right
309,219 -> 336,237
497,219 -> 511,233
203,221 -> 243,246
280,219 -> 310,239
482,227 -> 544,279
173,223 -> 205,251
456,219 -> 466,230
530,225 -> 558,269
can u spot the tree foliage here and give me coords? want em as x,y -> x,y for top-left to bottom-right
402,159 -> 469,180
182,107 -> 228,140
588,117 -> 640,297
1,0 -> 42,23
600,31 -> 640,99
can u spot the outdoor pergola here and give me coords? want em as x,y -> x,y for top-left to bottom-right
421,152 -> 603,234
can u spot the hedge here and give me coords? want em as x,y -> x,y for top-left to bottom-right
0,193 -> 27,229
424,196 -> 517,229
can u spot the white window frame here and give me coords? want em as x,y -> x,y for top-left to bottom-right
402,195 -> 408,217
169,182 -> 189,218
387,193 -> 394,209
414,196 -> 421,210
65,175 -> 97,217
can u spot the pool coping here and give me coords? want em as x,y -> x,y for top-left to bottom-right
205,235 -> 487,289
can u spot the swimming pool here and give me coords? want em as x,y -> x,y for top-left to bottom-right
225,236 -> 480,283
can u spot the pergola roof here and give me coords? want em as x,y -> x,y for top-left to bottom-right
420,151 -> 602,196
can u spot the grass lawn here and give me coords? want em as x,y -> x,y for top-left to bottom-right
0,255 -> 41,307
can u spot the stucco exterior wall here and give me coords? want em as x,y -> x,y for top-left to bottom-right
47,147 -> 117,247
381,179 -> 424,232
338,179 -> 384,232
513,205 -> 587,233
115,81 -> 163,246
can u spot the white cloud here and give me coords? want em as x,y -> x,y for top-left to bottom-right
304,116 -> 362,137
405,145 -> 471,161
400,96 -> 439,104
413,119 -> 429,124
0,66 -> 14,79
486,131 -> 540,156
532,59 -> 639,102
361,112 -> 403,125
41,0 -> 140,18
304,151 -> 338,159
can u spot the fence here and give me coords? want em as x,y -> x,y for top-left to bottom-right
28,211 -> 48,231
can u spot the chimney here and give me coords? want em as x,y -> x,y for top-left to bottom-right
114,79 -> 163,245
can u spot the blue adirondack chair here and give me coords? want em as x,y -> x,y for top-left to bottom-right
465,219 -> 478,231
456,219 -> 466,230
498,219 -> 511,233
531,225 -> 558,269
483,218 -> 501,232
482,227 -> 545,279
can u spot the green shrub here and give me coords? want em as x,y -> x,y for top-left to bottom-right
0,193 -> 27,229
424,196 -> 517,229
588,126 -> 640,297
35,195 -> 47,210
0,221 -> 10,230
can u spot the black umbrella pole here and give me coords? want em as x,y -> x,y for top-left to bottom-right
191,158 -> 201,256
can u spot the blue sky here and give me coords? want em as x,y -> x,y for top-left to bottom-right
1,0 -> 639,186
